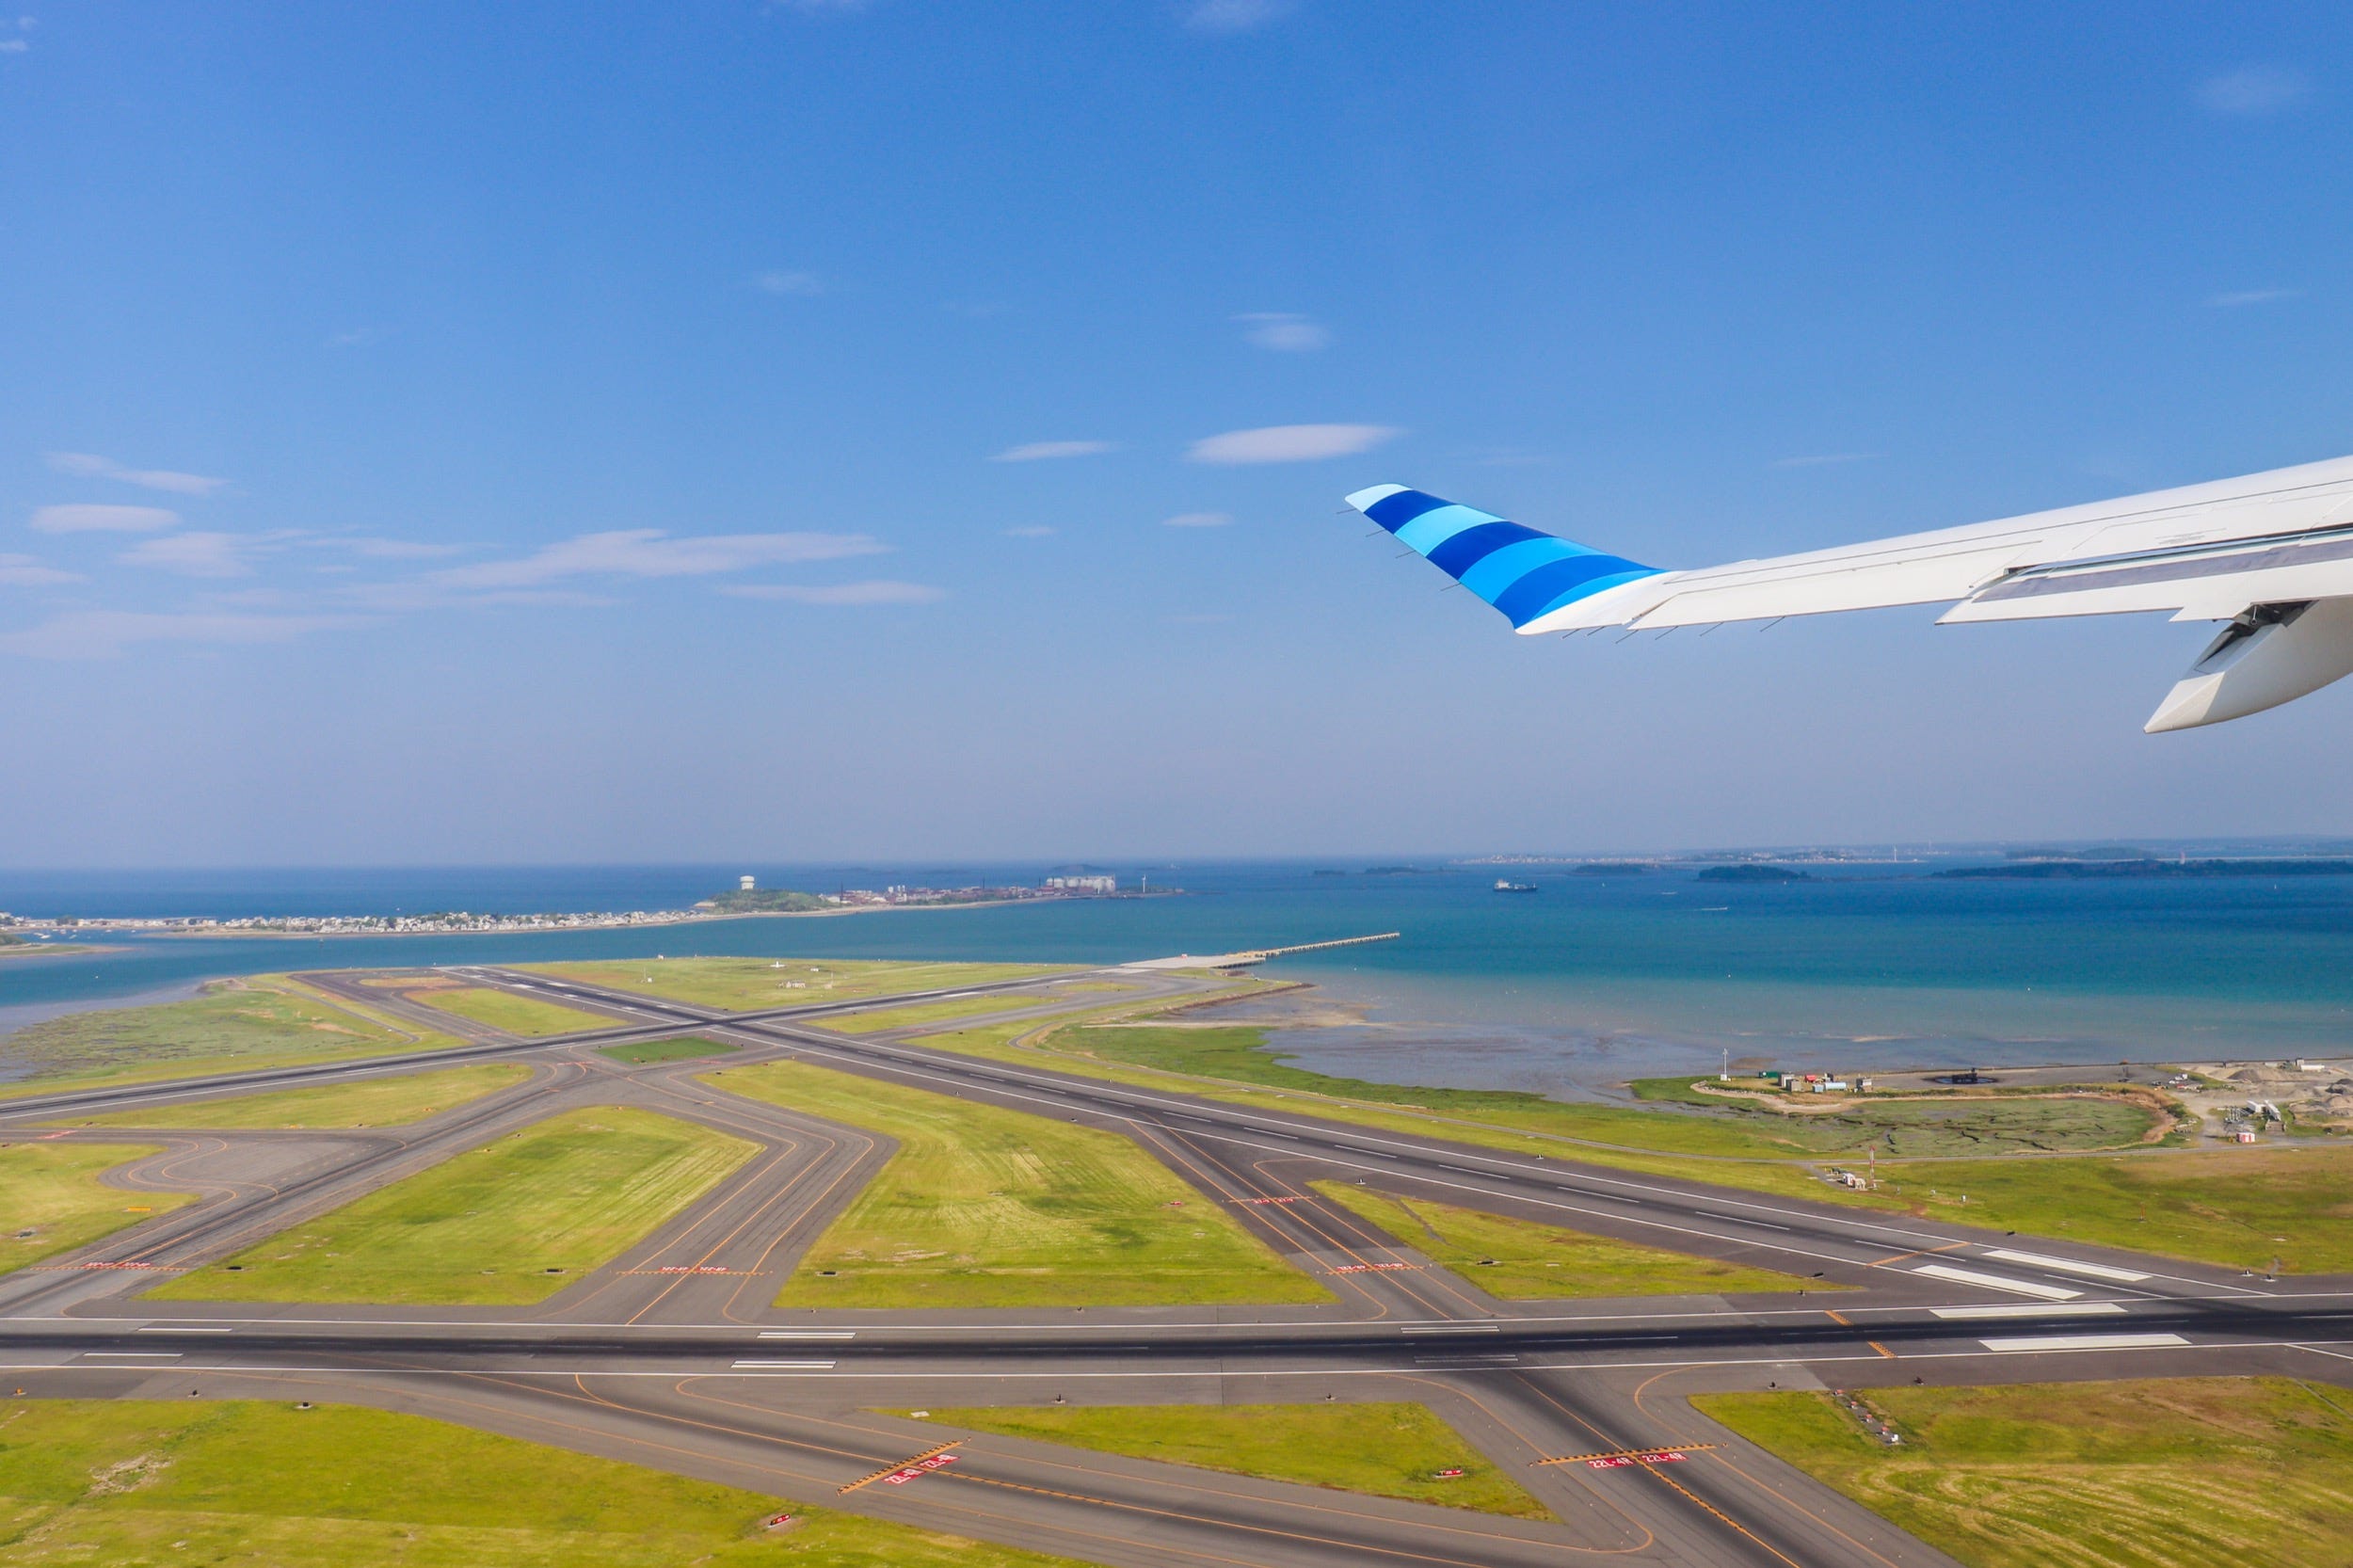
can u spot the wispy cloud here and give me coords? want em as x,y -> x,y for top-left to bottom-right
0,552 -> 80,587
2198,65 -> 2312,117
324,326 -> 390,349
1002,525 -> 1057,537
1186,0 -> 1292,34
0,16 -> 29,54
118,531 -> 260,579
1187,424 -> 1399,464
1235,312 -> 1329,352
753,269 -> 824,296
2207,287 -> 2302,308
435,529 -> 887,590
0,609 -> 373,660
28,504 -> 181,534
1768,452 -> 1876,470
723,580 -> 945,605
46,452 -> 227,495
990,440 -> 1117,462
1163,511 -> 1235,528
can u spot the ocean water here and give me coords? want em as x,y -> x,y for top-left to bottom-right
4,860 -> 2350,1090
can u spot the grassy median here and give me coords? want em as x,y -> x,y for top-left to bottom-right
0,1143 -> 193,1274
0,1399 -> 1093,1568
405,984 -> 616,1036
916,1401 -> 1548,1519
710,1059 -> 1330,1308
1310,1180 -> 1831,1298
1697,1377 -> 2353,1567
150,1107 -> 755,1304
63,1063 -> 533,1130
521,956 -> 1070,1012
0,976 -> 464,1099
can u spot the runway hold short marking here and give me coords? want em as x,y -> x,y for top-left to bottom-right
883,1453 -> 959,1485
1912,1262 -> 2082,1300
840,1442 -> 962,1495
1589,1451 -> 1689,1468
1983,1247 -> 2151,1283
1331,1262 -> 1418,1274
1932,1301 -> 2126,1320
1979,1332 -> 2190,1353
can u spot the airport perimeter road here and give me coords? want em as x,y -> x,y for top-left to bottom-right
8,962 -> 2352,1568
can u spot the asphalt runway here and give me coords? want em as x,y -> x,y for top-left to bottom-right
7,960 -> 2349,1568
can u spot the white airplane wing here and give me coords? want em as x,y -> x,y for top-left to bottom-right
1344,454 -> 2353,732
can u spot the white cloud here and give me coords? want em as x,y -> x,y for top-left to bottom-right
1768,452 -> 1877,470
1235,312 -> 1329,352
324,326 -> 389,348
2198,66 -> 2311,116
723,580 -> 945,605
435,528 -> 887,590
47,452 -> 229,495
28,504 -> 181,534
753,269 -> 824,296
0,552 -> 80,586
1163,511 -> 1235,528
1186,0 -> 1291,34
118,531 -> 256,579
1186,424 -> 1400,464
331,536 -> 467,559
0,39 -> 24,53
2207,287 -> 2302,308
990,440 -> 1117,462
1002,525 -> 1057,537
0,610 -> 371,660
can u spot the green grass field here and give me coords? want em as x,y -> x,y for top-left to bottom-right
1697,1377 -> 2353,1567
0,1143 -> 192,1273
150,1107 -> 756,1304
710,1059 -> 1330,1308
520,956 -> 1070,1012
1865,1145 -> 2353,1273
0,977 -> 464,1098
0,1399 -> 1093,1568
407,985 -> 616,1036
1626,1077 -> 2162,1155
1310,1180 -> 1832,1298
916,1402 -> 1547,1519
832,994 -> 1049,1033
599,1035 -> 742,1065
66,1063 -> 533,1130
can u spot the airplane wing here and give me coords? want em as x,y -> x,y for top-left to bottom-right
1344,455 -> 2353,732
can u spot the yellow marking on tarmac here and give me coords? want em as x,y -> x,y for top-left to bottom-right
1869,1240 -> 1970,1268
1867,1340 -> 1895,1358
1823,1309 -> 1850,1325
1534,1443 -> 1721,1466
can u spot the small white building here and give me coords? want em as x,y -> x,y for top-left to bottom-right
739,874 -> 757,891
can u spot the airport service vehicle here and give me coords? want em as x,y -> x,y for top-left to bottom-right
1344,454 -> 2353,731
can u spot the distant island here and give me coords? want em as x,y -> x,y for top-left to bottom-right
699,888 -> 831,913
1937,858 -> 2353,880
1697,864 -> 1814,883
1573,862 -> 1655,876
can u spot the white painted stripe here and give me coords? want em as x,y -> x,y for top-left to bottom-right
1913,1263 -> 2081,1301
1983,1248 -> 2151,1283
1979,1333 -> 2189,1352
758,1331 -> 855,1340
138,1325 -> 231,1334
730,1358 -> 836,1369
1401,1324 -> 1500,1336
82,1352 -> 180,1359
1932,1302 -> 2127,1320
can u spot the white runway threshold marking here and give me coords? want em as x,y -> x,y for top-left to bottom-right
1912,1263 -> 2081,1300
1982,1247 -> 2151,1283
1931,1302 -> 2127,1320
731,1359 -> 837,1369
1978,1333 -> 2189,1352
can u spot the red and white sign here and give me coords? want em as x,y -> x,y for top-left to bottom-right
882,1454 -> 960,1486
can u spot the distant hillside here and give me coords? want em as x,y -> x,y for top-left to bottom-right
1937,858 -> 2353,880
702,888 -> 830,913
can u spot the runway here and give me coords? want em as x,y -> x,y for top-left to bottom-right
8,960 -> 2349,1568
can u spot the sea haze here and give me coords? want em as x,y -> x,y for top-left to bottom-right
4,860 -> 2351,1084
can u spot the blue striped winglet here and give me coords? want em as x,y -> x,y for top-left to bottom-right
1345,485 -> 1661,629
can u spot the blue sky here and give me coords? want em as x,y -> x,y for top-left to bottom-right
6,2 -> 2353,865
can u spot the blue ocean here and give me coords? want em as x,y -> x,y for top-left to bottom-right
5,860 -> 2349,1096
